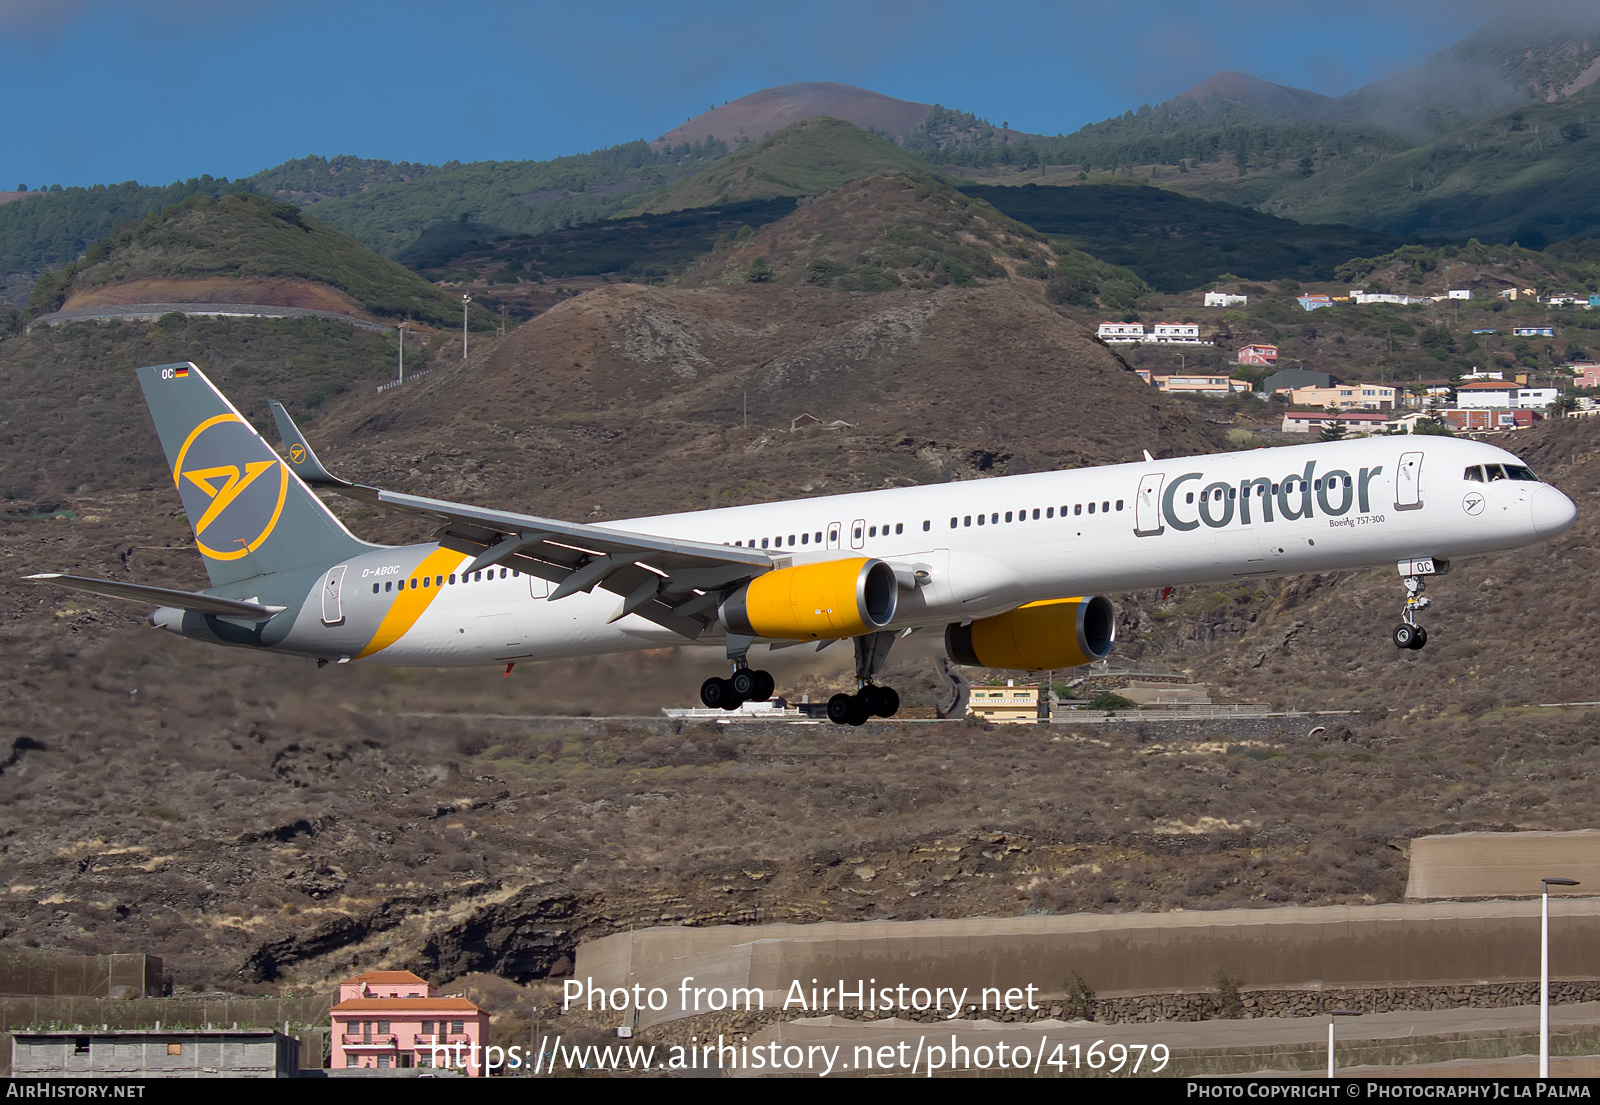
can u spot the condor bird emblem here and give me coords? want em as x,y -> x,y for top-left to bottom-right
1462,492 -> 1485,516
171,414 -> 289,560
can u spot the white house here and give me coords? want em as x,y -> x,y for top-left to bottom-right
1350,291 -> 1429,306
1447,289 -> 1473,300
1149,323 -> 1206,344
1204,292 -> 1249,307
1097,322 -> 1146,342
1456,382 -> 1560,410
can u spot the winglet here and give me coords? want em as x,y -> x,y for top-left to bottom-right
1143,449 -> 1155,462
269,401 -> 349,488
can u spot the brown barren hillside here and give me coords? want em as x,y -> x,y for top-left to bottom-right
60,277 -> 375,318
656,82 -> 934,149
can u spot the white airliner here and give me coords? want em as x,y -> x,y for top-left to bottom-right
26,363 -> 1578,725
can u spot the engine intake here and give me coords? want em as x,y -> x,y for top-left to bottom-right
721,558 -> 898,640
945,596 -> 1115,670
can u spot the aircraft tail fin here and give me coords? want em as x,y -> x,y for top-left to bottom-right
136,362 -> 373,588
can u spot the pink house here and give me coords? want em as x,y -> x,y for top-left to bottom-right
330,970 -> 490,1075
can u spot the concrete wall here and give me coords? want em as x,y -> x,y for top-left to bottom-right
1406,831 -> 1600,900
576,900 -> 1600,1030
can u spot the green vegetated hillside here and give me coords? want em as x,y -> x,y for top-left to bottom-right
678,172 -> 1146,309
400,196 -> 800,283
964,182 -> 1410,293
254,140 -> 733,257
1274,84 -> 1600,244
627,118 -> 939,214
0,176 -> 247,276
24,194 -> 485,328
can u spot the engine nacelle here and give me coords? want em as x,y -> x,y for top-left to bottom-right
721,558 -> 898,640
945,596 -> 1115,670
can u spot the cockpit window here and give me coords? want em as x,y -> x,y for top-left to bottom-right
1504,464 -> 1538,481
1484,464 -> 1506,481
1463,466 -> 1484,483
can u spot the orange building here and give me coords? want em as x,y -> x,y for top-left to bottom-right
330,970 -> 490,1075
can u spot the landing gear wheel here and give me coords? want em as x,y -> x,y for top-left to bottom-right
729,669 -> 758,699
827,693 -> 855,725
845,695 -> 871,727
1392,624 -> 1416,650
861,685 -> 900,718
751,669 -> 776,702
701,677 -> 742,710
1410,626 -> 1428,650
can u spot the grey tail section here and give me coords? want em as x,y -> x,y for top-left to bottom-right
137,362 -> 376,588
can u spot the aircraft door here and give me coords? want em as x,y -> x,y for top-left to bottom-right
320,565 -> 347,626
1395,451 -> 1424,511
827,522 -> 842,550
529,573 -> 549,599
1134,473 -> 1165,536
850,519 -> 866,550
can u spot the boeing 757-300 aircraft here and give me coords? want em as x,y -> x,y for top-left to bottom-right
26,363 -> 1579,725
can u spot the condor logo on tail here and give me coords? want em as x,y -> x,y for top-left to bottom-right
172,414 -> 288,561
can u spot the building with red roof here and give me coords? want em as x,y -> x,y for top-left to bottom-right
330,970 -> 489,1075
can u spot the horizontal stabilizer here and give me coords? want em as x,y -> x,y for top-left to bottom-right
24,573 -> 285,619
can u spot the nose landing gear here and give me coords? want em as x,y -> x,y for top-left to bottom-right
1392,573 -> 1431,651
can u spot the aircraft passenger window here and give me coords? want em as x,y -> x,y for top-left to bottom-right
734,540 -> 741,546
1344,477 -> 1352,488
373,584 -> 380,594
1033,509 -> 1040,520
964,516 -> 972,526
830,529 -> 838,542
1005,512 -> 1013,523
1314,479 -> 1321,490
788,535 -> 795,546
385,581 -> 393,592
1506,465 -> 1537,481
1075,504 -> 1083,515
1116,500 -> 1124,510
449,574 -> 456,584
423,576 -> 430,587
1088,503 -> 1095,514
474,571 -> 482,581
815,531 -> 823,542
951,518 -> 958,528
896,523 -> 904,534
761,538 -> 769,548
923,520 -> 931,532
800,533 -> 808,545
1486,464 -> 1506,481
1103,501 -> 1110,512
1271,484 -> 1279,495
1047,507 -> 1054,518
977,514 -> 985,525
511,571 -> 518,578
991,513 -> 999,524
500,568 -> 507,578
869,526 -> 877,537
853,527 -> 863,540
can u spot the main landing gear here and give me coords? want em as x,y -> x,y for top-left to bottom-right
826,630 -> 902,727
1392,574 -> 1431,651
700,666 -> 775,710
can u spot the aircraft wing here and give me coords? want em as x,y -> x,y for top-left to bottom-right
270,402 -> 771,639
24,573 -> 285,619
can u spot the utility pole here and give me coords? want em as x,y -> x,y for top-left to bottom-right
461,294 -> 472,361
397,322 -> 406,384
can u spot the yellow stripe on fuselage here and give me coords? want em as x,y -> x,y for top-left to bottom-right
356,547 -> 469,658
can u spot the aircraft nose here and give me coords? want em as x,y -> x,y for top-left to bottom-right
1531,485 -> 1578,538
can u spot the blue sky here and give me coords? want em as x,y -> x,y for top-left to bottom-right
0,0 -> 1518,189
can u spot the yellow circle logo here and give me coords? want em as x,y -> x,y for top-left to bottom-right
172,415 -> 289,561
289,443 -> 306,465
